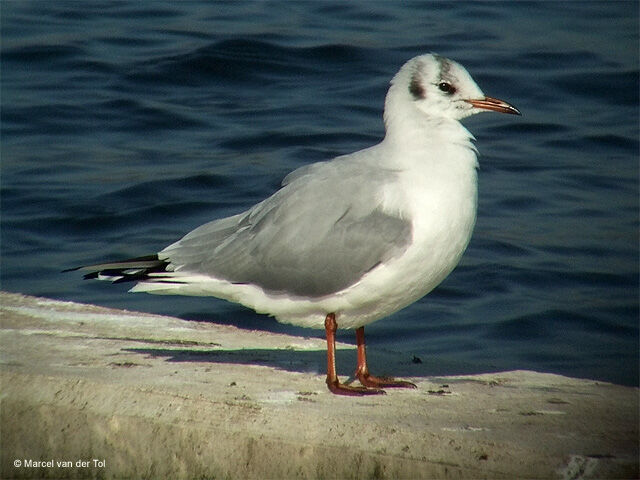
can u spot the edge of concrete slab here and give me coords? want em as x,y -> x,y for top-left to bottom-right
1,291 -> 638,479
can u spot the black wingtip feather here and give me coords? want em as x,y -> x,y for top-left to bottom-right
66,254 -> 170,284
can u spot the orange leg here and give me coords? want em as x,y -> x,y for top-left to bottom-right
355,326 -> 417,389
324,313 -> 384,396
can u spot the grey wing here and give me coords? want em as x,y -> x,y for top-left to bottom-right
161,163 -> 412,298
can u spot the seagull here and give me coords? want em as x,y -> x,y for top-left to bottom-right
69,53 -> 520,396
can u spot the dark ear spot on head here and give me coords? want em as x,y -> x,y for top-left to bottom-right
409,74 -> 425,100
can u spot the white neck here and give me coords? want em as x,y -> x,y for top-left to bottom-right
380,89 -> 478,170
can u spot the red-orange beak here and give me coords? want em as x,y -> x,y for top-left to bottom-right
465,96 -> 521,115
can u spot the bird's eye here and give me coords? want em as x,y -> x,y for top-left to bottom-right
438,82 -> 455,94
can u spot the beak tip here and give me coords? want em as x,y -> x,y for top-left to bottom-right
467,96 -> 521,116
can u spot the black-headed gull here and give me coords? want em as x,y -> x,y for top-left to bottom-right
69,54 -> 520,395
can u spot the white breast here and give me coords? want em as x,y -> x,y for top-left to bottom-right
325,142 -> 478,328
259,136 -> 479,329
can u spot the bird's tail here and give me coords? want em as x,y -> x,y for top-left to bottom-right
63,254 -> 170,284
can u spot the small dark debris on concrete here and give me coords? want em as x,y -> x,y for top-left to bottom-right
297,396 -> 316,403
428,385 -> 452,395
109,362 -> 138,368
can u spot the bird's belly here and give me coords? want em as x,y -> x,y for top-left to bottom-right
268,168 -> 478,329
332,190 -> 477,328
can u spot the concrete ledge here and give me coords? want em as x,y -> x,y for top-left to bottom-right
1,291 -> 638,479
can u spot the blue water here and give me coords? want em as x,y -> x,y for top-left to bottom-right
2,2 -> 638,386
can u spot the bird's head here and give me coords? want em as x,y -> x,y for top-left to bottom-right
387,53 -> 520,123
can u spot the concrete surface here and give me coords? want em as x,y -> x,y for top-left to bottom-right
0,291 -> 637,479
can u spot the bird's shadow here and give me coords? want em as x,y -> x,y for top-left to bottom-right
122,306 -> 503,380
122,345 -> 498,380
